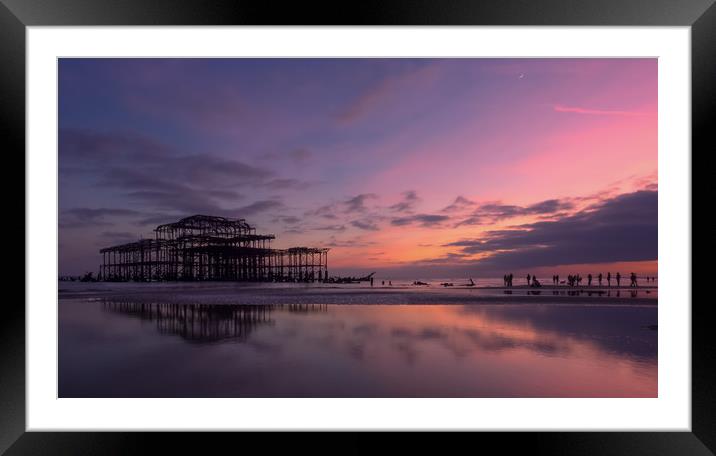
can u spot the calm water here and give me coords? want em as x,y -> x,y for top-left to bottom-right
58,283 -> 657,397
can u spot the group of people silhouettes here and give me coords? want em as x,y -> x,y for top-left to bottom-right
501,272 -> 655,288
520,274 -> 541,287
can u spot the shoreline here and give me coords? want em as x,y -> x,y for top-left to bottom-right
58,281 -> 657,305
58,280 -> 657,291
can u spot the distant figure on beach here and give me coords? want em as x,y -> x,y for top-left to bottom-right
607,272 -> 612,287
616,272 -> 621,287
598,273 -> 603,286
526,274 -> 531,286
370,277 -> 374,287
588,274 -> 592,286
389,280 -> 392,286
504,274 -> 508,287
531,277 -> 541,287
630,272 -> 638,287
508,273 -> 513,287
555,274 -> 559,285
382,280 -> 385,286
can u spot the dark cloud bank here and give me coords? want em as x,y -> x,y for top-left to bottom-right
59,128 -> 304,224
442,190 -> 657,272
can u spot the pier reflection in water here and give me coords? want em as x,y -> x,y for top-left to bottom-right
59,299 -> 656,398
102,301 -> 327,344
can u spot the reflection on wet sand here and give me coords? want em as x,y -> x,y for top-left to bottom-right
60,300 -> 657,397
518,289 -> 645,298
102,300 -> 327,344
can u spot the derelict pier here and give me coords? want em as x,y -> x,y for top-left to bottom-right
98,215 -> 328,282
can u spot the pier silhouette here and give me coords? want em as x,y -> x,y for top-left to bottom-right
99,215 -> 329,283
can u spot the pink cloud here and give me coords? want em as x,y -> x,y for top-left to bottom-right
553,104 -> 650,117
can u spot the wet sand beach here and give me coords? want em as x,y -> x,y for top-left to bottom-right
59,281 -> 657,398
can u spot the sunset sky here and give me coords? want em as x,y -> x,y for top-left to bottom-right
59,58 -> 657,278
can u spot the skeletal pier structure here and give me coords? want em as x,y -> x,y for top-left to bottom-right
99,215 -> 329,282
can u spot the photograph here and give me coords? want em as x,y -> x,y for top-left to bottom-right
57,57 -> 659,399
3,0 -> 710,450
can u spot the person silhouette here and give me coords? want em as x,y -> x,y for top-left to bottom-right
630,272 -> 637,287
588,274 -> 592,287
607,272 -> 611,287
526,274 -> 531,286
616,272 -> 621,287
598,273 -> 603,286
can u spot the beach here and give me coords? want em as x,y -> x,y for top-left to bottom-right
59,281 -> 657,398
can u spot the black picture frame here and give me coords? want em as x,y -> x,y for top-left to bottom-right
2,0 -> 711,454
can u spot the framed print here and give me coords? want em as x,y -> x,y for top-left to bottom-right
3,0 -> 713,454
